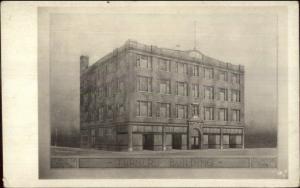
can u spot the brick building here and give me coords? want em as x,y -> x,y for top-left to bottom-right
80,40 -> 245,151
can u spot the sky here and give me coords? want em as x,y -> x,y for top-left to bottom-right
49,9 -> 278,136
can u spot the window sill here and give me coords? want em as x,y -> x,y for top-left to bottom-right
159,93 -> 172,96
135,67 -> 153,71
136,115 -> 152,118
176,95 -> 189,97
175,71 -> 189,75
159,70 -> 171,73
157,117 -> 172,120
137,91 -> 153,93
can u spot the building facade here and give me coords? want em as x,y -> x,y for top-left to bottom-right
80,40 -> 245,151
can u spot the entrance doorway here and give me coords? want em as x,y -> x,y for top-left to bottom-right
172,133 -> 182,149
191,128 -> 201,149
143,134 -> 154,150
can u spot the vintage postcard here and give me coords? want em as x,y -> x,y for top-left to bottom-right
2,1 -> 299,187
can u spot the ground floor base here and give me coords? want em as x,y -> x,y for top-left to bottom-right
80,122 -> 245,151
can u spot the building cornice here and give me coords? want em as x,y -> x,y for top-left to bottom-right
83,39 -> 245,75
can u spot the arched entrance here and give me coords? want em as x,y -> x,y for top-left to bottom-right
191,128 -> 201,149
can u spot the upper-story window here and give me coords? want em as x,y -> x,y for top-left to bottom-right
192,104 -> 200,117
107,104 -> 113,120
137,76 -> 152,92
231,89 -> 240,102
117,79 -> 124,93
157,103 -> 171,118
232,73 -> 240,84
218,108 -> 228,121
104,64 -> 108,74
159,58 -> 171,72
159,79 -> 171,94
204,67 -> 214,80
83,94 -> 89,105
98,128 -> 104,137
116,104 -> 125,116
104,128 -> 113,137
192,65 -> 200,76
137,100 -> 152,117
218,88 -> 228,101
219,70 -> 228,81
192,84 -> 200,98
204,86 -> 214,100
204,107 -> 214,120
100,86 -> 105,97
107,61 -> 116,73
108,81 -> 114,97
176,62 -> 188,75
136,54 -> 152,69
232,109 -> 240,122
176,104 -> 188,119
98,106 -> 104,120
176,81 -> 188,96
104,85 -> 108,97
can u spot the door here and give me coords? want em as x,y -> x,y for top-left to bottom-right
192,135 -> 201,149
191,128 -> 201,149
172,133 -> 182,149
229,135 -> 236,148
143,134 -> 154,150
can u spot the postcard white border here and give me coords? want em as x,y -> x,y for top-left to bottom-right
2,1 -> 299,187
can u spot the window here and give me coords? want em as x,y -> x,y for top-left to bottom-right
204,86 -> 214,100
192,104 -> 200,117
218,108 -> 228,121
98,106 -> 104,120
104,85 -> 108,97
204,107 -> 214,120
158,103 -> 171,118
98,87 -> 103,97
104,64 -> 108,74
107,104 -> 113,119
116,104 -> 125,116
159,58 -> 171,72
232,109 -> 240,121
83,94 -> 89,105
219,88 -> 228,101
91,129 -> 96,145
136,54 -> 152,69
176,104 -> 188,119
231,89 -> 240,102
137,76 -> 152,92
232,73 -> 240,84
219,70 -> 228,81
107,61 -> 116,73
159,79 -> 171,94
192,84 -> 200,98
108,81 -> 114,96
104,128 -> 113,136
98,128 -> 104,136
176,81 -> 188,96
204,68 -> 214,79
192,65 -> 199,76
117,79 -> 124,92
137,101 -> 152,117
176,62 -> 188,74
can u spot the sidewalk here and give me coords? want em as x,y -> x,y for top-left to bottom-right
51,146 -> 277,157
